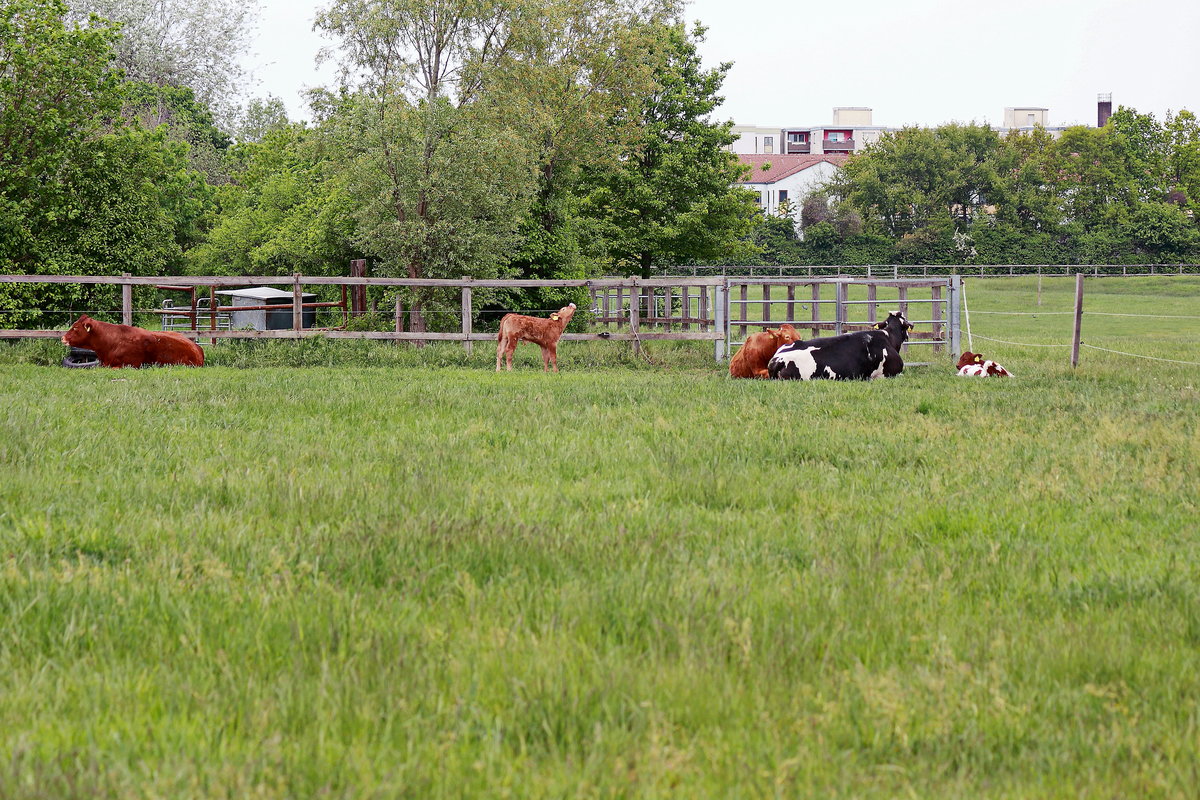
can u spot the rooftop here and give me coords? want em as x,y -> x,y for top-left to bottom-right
736,154 -> 850,184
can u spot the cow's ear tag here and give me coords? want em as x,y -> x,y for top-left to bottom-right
550,314 -> 560,321
974,355 -> 982,362
85,324 -> 91,333
875,321 -> 886,330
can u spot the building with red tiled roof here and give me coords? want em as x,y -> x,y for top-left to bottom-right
736,154 -> 848,221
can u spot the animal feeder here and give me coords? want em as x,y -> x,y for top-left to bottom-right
215,287 -> 317,331
62,346 -> 100,368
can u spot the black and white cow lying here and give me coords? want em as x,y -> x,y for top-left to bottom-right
767,311 -> 914,381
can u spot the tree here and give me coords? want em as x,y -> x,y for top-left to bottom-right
1,0 -> 213,325
1165,110 -> 1200,213
316,0 -> 533,333
315,0 -> 688,331
185,123 -> 357,277
66,0 -> 260,126
831,124 -> 1000,236
578,22 -> 756,277
1107,105 -> 1169,201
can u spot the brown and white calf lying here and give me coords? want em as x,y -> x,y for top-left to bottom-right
495,303 -> 576,372
956,351 -> 1012,377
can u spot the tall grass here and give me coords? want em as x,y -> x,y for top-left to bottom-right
1,278 -> 1198,798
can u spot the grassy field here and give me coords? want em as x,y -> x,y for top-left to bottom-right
1,278 -> 1198,798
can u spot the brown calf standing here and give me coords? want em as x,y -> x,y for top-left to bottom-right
729,324 -> 800,379
496,303 -> 576,372
61,315 -> 204,368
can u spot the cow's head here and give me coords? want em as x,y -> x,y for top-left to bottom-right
956,351 -> 984,370
774,323 -> 800,344
874,311 -> 913,346
62,315 -> 96,347
549,302 -> 576,325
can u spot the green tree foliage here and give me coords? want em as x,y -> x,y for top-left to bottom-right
185,123 -> 357,277
1165,110 -> 1200,212
830,124 -> 1000,236
482,0 -> 679,315
316,0 -> 551,332
578,22 -> 756,277
1,0 -> 215,324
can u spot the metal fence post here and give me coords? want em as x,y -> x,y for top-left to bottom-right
835,281 -> 845,336
948,275 -> 962,358
714,281 -> 728,361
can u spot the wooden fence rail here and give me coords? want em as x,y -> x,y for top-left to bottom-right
0,273 -> 964,361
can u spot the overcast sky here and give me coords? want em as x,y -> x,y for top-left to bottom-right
242,0 -> 1200,129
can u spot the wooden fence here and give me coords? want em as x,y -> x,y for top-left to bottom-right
0,273 -> 963,361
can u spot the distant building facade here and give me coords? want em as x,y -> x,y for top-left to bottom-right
730,108 -> 889,156
727,101 -> 1102,157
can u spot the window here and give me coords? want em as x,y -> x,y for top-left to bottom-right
787,132 -> 807,143
827,131 -> 844,142
1027,113 -> 1036,126
763,135 -> 774,154
778,190 -> 788,203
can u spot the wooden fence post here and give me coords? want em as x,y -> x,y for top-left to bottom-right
1071,272 -> 1084,368
394,294 -> 404,340
762,283 -> 771,327
461,277 -> 473,354
293,273 -> 303,332
867,284 -> 877,324
630,279 -> 640,358
121,272 -> 132,326
681,286 -> 690,331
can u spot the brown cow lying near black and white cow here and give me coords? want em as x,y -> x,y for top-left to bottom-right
61,315 -> 204,368
729,324 -> 800,379
495,303 -> 576,372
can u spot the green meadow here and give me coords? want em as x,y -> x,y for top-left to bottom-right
1,277 -> 1198,798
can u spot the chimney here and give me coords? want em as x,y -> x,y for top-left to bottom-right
1097,93 -> 1112,127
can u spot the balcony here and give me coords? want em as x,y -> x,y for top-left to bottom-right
821,138 -> 855,152
786,142 -> 811,154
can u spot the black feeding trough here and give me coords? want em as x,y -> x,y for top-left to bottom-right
62,346 -> 101,368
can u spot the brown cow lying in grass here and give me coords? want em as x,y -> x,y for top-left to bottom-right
61,315 -> 204,368
496,303 -> 576,372
729,324 -> 800,379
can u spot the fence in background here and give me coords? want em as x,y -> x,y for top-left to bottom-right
668,264 -> 1199,279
